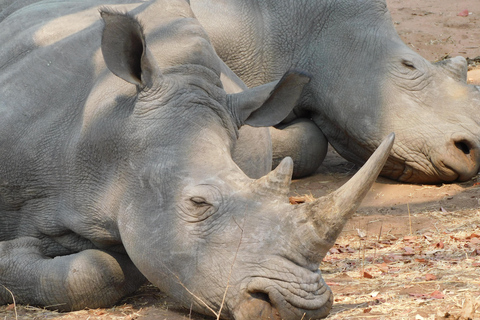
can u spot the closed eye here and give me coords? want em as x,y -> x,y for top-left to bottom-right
190,196 -> 210,206
402,59 -> 416,70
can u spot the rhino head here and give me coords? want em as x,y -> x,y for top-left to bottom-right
118,128 -> 394,320
96,9 -> 394,320
300,0 -> 480,183
189,0 -> 480,184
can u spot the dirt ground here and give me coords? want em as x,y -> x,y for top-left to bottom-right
2,1 -> 480,319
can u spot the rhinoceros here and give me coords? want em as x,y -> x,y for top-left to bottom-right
0,0 -> 394,319
191,0 -> 480,183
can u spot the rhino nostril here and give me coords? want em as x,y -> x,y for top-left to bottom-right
445,137 -> 480,181
249,291 -> 271,304
454,140 -> 471,156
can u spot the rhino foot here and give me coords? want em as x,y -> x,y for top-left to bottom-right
0,237 -> 146,311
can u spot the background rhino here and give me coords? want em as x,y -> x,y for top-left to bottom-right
0,0 -> 394,319
191,0 -> 480,183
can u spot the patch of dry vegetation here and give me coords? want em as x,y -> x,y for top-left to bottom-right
323,208 -> 480,320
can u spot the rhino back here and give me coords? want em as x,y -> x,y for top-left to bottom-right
0,0 -> 222,250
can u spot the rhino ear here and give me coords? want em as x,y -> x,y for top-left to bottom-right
436,56 -> 468,83
227,70 -> 310,127
100,10 -> 159,87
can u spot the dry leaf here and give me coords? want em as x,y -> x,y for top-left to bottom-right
376,263 -> 389,273
383,255 -> 393,263
436,241 -> 445,249
425,273 -> 437,281
289,196 -> 305,204
325,282 -> 341,286
363,307 -> 372,313
362,271 -> 374,279
409,290 -> 444,300
430,290 -> 444,299
470,237 -> 480,244
5,304 -> 15,311
457,9 -> 469,17
357,228 -> 367,238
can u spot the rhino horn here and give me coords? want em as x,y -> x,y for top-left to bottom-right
297,133 -> 395,262
252,157 -> 293,198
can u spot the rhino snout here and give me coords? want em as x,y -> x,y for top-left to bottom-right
443,135 -> 480,182
232,269 -> 333,320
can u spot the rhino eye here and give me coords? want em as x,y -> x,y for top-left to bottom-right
179,185 -> 221,222
402,59 -> 416,70
185,196 -> 216,222
190,196 -> 210,206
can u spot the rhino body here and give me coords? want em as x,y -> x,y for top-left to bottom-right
191,0 -> 480,183
0,1 -> 395,319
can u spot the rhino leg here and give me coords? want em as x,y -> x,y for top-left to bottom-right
270,118 -> 328,179
0,237 -> 146,311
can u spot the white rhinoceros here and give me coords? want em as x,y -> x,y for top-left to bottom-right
191,0 -> 480,183
0,1 -> 394,319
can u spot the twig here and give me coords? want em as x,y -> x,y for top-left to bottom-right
373,221 -> 383,265
170,273 -> 219,318
2,285 -> 18,320
378,221 -> 383,242
407,203 -> 412,235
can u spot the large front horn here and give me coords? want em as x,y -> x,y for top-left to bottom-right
298,133 -> 395,262
252,157 -> 293,198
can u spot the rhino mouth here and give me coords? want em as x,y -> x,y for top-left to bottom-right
394,154 -> 479,183
232,268 -> 333,320
383,141 -> 480,184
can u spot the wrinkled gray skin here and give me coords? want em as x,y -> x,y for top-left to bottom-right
0,1 -> 394,319
191,0 -> 480,183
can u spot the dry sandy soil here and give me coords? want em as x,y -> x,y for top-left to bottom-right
2,1 -> 480,319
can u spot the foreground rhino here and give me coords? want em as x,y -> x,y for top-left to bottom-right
0,1 -> 394,319
191,0 -> 480,183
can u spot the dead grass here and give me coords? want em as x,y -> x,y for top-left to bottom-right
323,208 -> 480,320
